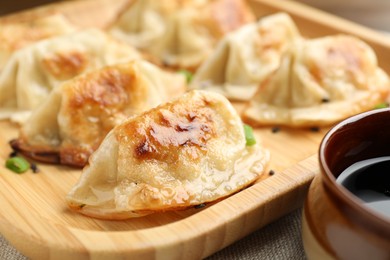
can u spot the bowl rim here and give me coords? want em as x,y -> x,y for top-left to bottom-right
319,108 -> 390,233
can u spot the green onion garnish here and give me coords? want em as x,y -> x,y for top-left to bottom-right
178,69 -> 193,83
244,124 -> 256,146
374,102 -> 389,109
5,156 -> 30,174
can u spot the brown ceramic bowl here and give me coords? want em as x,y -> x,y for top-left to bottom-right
302,108 -> 390,259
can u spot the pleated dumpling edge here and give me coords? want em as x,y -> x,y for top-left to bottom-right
0,28 -> 142,123
10,60 -> 187,167
242,34 -> 390,127
66,90 -> 270,219
109,0 -> 256,71
190,12 -> 302,101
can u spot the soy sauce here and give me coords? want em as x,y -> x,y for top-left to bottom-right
337,156 -> 390,217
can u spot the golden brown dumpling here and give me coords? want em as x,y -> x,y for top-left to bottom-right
10,60 -> 186,167
0,13 -> 76,72
0,28 -> 142,123
190,13 -> 301,101
110,0 -> 255,70
66,90 -> 269,219
242,35 -> 390,127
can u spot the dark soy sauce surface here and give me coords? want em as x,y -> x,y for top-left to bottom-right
337,156 -> 390,218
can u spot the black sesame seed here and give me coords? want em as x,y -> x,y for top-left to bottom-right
194,203 -> 206,209
271,126 -> 280,133
310,126 -> 320,132
9,151 -> 18,157
269,170 -> 275,176
321,98 -> 330,103
30,163 -> 39,173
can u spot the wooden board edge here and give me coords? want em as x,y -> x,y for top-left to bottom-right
0,0 -> 130,29
0,155 -> 318,259
249,0 -> 390,71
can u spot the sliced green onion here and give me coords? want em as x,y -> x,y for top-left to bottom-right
374,102 -> 389,109
178,69 -> 193,83
244,124 -> 256,146
5,156 -> 30,174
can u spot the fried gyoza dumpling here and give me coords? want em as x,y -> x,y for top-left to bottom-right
0,28 -> 142,123
110,0 -> 255,70
190,13 -> 301,101
0,13 -> 76,72
10,60 -> 186,167
66,90 -> 269,219
242,35 -> 390,127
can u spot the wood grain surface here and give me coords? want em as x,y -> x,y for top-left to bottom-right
0,0 -> 389,259
293,0 -> 390,32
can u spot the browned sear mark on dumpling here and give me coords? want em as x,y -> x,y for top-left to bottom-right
308,42 -> 365,87
206,0 -> 255,37
132,98 -> 216,162
42,51 -> 88,80
68,67 -> 134,108
327,45 -> 362,71
150,109 -> 213,148
135,139 -> 156,159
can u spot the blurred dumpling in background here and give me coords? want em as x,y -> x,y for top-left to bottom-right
190,13 -> 301,101
110,0 -> 255,71
10,60 -> 186,167
0,13 -> 76,72
66,90 -> 270,219
0,28 -> 142,123
242,35 -> 390,127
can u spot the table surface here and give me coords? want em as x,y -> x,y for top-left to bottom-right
0,0 -> 388,259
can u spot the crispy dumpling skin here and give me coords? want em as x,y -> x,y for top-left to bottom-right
0,28 -> 141,123
110,0 -> 255,70
66,90 -> 270,219
0,13 -> 76,72
242,35 -> 390,127
190,13 -> 301,101
10,60 -> 186,167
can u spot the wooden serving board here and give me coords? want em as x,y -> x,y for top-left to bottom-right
0,0 -> 389,259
